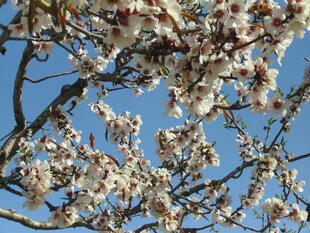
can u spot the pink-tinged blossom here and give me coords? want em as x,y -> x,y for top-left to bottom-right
186,197 -> 204,221
187,94 -> 214,116
8,16 -> 29,36
232,61 -> 255,82
291,180 -> 306,193
231,211 -> 246,224
163,101 -> 183,118
134,54 -> 161,76
262,198 -> 289,225
286,1 -> 310,23
33,41 -> 54,55
22,191 -> 45,210
93,209 -> 115,232
104,26 -> 136,49
49,206 -> 78,228
117,13 -> 141,36
199,39 -> 213,64
205,179 -> 227,202
288,203 -> 308,223
90,16 -> 109,31
210,4 -> 229,23
205,107 -> 222,123
269,227 -> 280,233
72,56 -> 108,78
241,184 -> 265,209
132,88 -> 144,97
142,16 -> 159,31
209,52 -> 231,74
253,154 -> 278,182
266,94 -> 287,116
234,82 -> 249,98
158,208 -> 183,233
89,101 -> 116,122
19,159 -> 52,211
211,209 -> 226,224
226,0 -> 250,28
264,8 -> 287,35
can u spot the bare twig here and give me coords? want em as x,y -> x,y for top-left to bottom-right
0,129 -> 14,142
3,185 -> 23,196
266,123 -> 286,153
55,41 -> 79,59
0,11 -> 22,51
227,33 -> 268,54
24,70 -> 78,83
8,36 -> 60,42
214,103 -> 252,111
288,153 -> 310,163
66,21 -> 105,41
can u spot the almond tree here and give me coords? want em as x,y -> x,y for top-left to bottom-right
0,0 -> 310,233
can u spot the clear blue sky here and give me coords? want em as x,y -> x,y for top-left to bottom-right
0,3 -> 310,233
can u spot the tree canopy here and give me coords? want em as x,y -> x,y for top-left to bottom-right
0,0 -> 310,233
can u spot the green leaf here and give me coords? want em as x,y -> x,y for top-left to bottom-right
277,88 -> 284,97
46,105 -> 54,113
304,57 -> 310,63
268,117 -> 277,126
290,85 -> 295,93
210,141 -> 216,147
161,66 -> 169,76
213,180 -> 222,188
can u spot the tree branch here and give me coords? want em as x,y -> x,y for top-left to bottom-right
0,78 -> 86,176
0,0 -> 7,9
13,42 -> 34,129
134,222 -> 158,233
27,79 -> 88,137
0,208 -> 94,230
0,11 -> 22,53
178,158 -> 258,198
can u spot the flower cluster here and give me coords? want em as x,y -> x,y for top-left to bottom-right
155,120 -> 220,181
20,160 -> 52,210
236,133 -> 256,161
48,206 -> 78,228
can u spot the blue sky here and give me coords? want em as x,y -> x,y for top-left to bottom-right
1,2 -> 310,233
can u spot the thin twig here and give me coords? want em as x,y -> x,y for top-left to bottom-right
266,123 -> 286,153
55,41 -> 79,59
23,70 -> 78,83
288,153 -> 310,163
227,33 -> 268,54
0,129 -> 14,142
0,11 -> 22,49
66,21 -> 105,41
